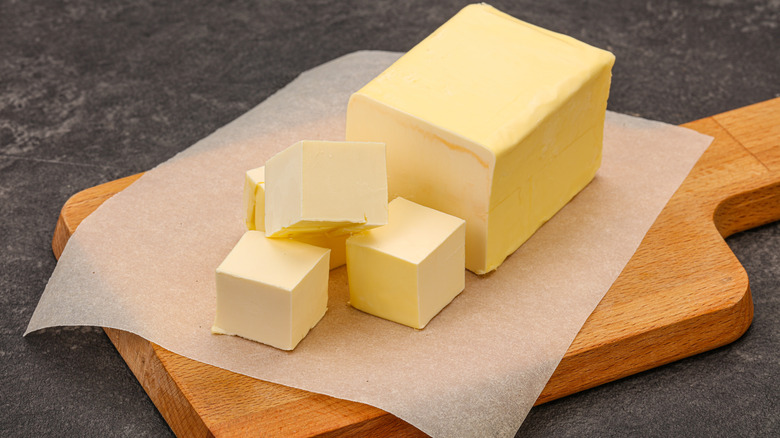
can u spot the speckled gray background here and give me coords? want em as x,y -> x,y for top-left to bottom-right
1,1 -> 778,436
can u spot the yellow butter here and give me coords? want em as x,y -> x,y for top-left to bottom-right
211,230 -> 330,351
243,166 -> 266,231
244,165 -> 347,269
264,140 -> 388,237
346,197 -> 466,329
295,233 -> 347,270
346,4 -> 615,274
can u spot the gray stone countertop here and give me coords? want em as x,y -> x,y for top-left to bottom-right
2,1 -> 778,436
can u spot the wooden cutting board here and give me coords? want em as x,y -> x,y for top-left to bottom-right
52,98 -> 780,437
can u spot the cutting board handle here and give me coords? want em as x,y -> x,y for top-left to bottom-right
716,180 -> 780,237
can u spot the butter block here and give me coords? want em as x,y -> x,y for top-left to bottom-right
211,230 -> 330,351
244,165 -> 347,269
264,140 -> 388,237
346,3 -> 615,274
346,197 -> 466,329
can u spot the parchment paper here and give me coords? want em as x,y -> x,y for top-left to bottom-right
26,51 -> 713,437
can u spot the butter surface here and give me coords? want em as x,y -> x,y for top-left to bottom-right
212,230 -> 330,351
346,4 -> 615,274
264,140 -> 388,237
346,197 -> 465,329
244,165 -> 347,269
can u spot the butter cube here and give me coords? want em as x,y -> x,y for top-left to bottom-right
264,140 -> 388,237
243,166 -> 266,231
346,197 -> 466,329
295,233 -> 347,271
211,231 -> 329,351
346,4 -> 615,274
244,165 -> 347,269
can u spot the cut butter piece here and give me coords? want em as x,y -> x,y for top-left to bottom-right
243,166 -> 266,231
244,165 -> 347,269
345,3 -> 615,274
346,197 -> 466,329
294,234 -> 347,271
211,230 -> 330,351
264,140 -> 388,238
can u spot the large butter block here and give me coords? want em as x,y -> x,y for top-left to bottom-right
346,4 -> 615,274
346,197 -> 466,329
244,166 -> 347,269
211,230 -> 330,351
264,140 -> 388,237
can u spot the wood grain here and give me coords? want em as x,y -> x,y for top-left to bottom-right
51,98 -> 780,436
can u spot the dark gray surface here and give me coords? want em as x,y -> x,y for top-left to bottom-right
1,1 -> 778,436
